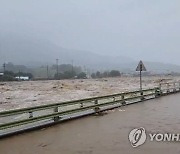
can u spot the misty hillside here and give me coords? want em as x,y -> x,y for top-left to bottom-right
0,33 -> 133,68
1,33 -> 180,72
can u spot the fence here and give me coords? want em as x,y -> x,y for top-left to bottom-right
0,82 -> 179,137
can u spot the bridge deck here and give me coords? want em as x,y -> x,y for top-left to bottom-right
0,94 -> 180,154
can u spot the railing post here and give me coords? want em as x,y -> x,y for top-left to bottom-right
159,83 -> 161,90
121,94 -> 126,105
159,83 -> 162,95
160,83 -> 162,95
173,82 -> 176,92
167,83 -> 170,93
94,99 -> 100,113
80,102 -> 84,108
53,106 -> 60,122
29,111 -> 33,118
155,87 -> 161,98
140,91 -> 145,101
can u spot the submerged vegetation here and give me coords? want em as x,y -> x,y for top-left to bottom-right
0,62 -> 123,81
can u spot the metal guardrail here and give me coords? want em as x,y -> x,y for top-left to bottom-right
0,82 -> 180,137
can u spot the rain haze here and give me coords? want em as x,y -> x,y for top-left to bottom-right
0,0 -> 180,69
1,1 -> 180,153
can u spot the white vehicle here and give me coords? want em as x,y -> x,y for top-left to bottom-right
15,76 -> 29,81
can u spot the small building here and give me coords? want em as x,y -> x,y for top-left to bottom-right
0,72 -> 4,76
15,76 -> 29,81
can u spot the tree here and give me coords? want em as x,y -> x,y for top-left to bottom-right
4,71 -> 15,77
96,71 -> 101,78
102,71 -> 109,78
0,71 -> 16,81
77,72 -> 87,79
91,73 -> 96,78
54,71 -> 76,80
109,70 -> 121,77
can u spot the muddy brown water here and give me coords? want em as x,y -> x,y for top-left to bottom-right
0,94 -> 180,154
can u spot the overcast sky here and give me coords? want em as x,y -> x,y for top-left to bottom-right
0,0 -> 180,64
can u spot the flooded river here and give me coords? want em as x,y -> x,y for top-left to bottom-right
0,93 -> 180,154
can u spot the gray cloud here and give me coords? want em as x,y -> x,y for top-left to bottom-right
0,0 -> 180,64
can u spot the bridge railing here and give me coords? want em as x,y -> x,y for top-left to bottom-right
0,81 -> 179,136
159,81 -> 180,94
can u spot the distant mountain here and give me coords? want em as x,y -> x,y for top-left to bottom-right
1,33 -> 180,73
0,33 -> 134,69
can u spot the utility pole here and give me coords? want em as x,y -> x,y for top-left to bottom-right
3,63 -> 6,73
19,70 -> 21,79
71,60 -> 74,75
47,65 -> 49,79
56,59 -> 59,79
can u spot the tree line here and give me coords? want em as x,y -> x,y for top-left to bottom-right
91,70 -> 121,78
0,63 -> 121,81
0,71 -> 33,81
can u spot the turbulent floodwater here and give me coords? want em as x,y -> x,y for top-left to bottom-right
0,93 -> 180,154
0,76 -> 179,111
